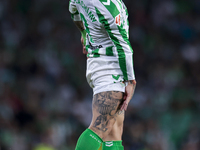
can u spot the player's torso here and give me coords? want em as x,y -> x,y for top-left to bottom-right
74,0 -> 129,57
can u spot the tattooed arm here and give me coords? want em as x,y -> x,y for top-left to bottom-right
121,80 -> 136,111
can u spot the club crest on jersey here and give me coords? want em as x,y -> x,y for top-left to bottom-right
115,14 -> 121,26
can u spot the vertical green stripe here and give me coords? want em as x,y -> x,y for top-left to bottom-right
117,26 -> 134,75
117,26 -> 133,53
95,7 -> 128,80
80,13 -> 90,36
80,13 -> 94,43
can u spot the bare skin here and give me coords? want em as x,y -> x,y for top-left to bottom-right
89,80 -> 136,140
89,91 -> 124,140
103,108 -> 125,141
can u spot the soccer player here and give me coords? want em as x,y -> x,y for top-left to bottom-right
69,0 -> 136,149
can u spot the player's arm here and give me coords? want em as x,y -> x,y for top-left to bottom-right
69,0 -> 87,53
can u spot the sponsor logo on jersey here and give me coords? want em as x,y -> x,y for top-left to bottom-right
115,14 -> 121,26
90,44 -> 103,50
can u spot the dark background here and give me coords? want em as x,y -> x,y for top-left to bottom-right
0,0 -> 200,150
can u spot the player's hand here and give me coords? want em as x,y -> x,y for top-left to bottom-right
121,80 -> 136,111
81,36 -> 87,54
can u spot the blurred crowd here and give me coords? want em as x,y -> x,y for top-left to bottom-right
0,0 -> 200,150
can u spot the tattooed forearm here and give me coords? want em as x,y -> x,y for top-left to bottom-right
74,21 -> 85,31
92,91 -> 123,132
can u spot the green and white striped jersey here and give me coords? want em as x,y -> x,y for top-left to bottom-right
69,0 -> 135,81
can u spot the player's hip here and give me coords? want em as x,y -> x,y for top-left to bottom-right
86,57 -> 125,95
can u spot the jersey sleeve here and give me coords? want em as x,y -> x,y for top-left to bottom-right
95,2 -> 135,81
69,0 -> 81,21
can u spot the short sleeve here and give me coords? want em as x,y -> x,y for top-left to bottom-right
69,0 -> 81,21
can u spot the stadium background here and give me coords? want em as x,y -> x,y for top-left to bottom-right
0,0 -> 200,150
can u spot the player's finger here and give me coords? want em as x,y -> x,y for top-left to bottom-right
120,102 -> 124,111
121,100 -> 128,111
122,103 -> 127,111
121,104 -> 125,111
